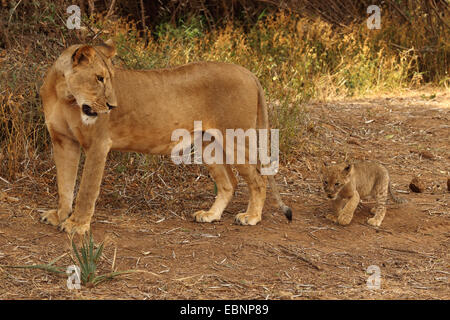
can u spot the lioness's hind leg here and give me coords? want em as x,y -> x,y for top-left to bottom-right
234,164 -> 266,226
193,164 -> 237,223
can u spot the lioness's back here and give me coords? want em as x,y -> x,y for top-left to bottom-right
110,61 -> 260,131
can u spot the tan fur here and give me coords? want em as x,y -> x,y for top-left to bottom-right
39,40 -> 291,235
321,161 -> 405,227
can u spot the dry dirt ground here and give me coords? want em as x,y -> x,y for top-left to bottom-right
0,90 -> 449,300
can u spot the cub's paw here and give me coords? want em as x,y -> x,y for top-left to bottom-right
367,217 -> 382,227
370,207 -> 386,215
59,218 -> 90,235
337,214 -> 353,226
40,209 -> 60,226
325,213 -> 337,223
235,212 -> 261,226
192,210 -> 221,223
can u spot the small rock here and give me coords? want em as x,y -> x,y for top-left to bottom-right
346,138 -> 361,146
278,291 -> 293,300
409,177 -> 425,193
419,150 -> 435,160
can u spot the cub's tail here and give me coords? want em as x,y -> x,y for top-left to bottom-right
389,181 -> 407,204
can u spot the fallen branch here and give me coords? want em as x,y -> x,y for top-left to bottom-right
381,246 -> 433,257
278,245 -> 322,271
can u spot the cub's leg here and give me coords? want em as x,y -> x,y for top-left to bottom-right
368,180 -> 389,227
336,192 -> 360,225
234,164 -> 266,225
59,140 -> 111,235
325,197 -> 346,223
41,130 -> 80,226
193,164 -> 237,223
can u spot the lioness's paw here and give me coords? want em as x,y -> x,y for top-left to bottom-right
40,209 -> 60,226
59,218 -> 90,235
367,217 -> 382,227
235,212 -> 261,226
192,210 -> 221,223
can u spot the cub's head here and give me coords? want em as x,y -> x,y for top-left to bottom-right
64,39 -> 118,122
321,163 -> 354,199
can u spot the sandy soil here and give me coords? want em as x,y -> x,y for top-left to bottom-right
0,90 -> 448,299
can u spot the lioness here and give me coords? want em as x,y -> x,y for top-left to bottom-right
321,161 -> 406,227
39,40 -> 292,235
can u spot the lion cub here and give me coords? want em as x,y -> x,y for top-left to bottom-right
321,161 -> 406,227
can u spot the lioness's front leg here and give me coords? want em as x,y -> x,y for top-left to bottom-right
60,140 -> 111,235
41,133 -> 80,226
336,192 -> 360,225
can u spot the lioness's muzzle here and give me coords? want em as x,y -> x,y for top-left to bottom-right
82,104 -> 98,117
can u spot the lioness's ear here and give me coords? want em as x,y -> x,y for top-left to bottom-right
97,39 -> 116,58
72,45 -> 95,67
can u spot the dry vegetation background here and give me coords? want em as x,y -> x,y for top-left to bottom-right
0,0 -> 449,300
0,0 -> 448,178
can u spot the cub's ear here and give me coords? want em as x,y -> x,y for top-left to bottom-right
97,39 -> 116,58
72,45 -> 96,67
343,164 -> 353,174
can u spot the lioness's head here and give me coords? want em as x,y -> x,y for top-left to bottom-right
65,39 -> 118,122
321,163 -> 353,199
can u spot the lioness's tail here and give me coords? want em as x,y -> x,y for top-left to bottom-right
388,181 -> 407,204
268,175 -> 293,221
252,72 -> 292,221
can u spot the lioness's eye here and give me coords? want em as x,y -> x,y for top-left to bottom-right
335,183 -> 340,186
324,181 -> 328,185
96,75 -> 104,82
